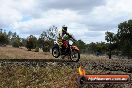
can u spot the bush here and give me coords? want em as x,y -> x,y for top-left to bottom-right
26,35 -> 37,51
26,40 -> 34,50
35,47 -> 39,52
0,32 -> 9,45
12,39 -> 20,48
42,41 -> 51,52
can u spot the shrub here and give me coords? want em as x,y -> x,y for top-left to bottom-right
0,32 -> 9,45
42,40 -> 52,52
26,35 -> 37,51
35,47 -> 39,52
12,39 -> 20,48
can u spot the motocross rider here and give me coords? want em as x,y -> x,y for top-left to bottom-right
57,25 -> 75,54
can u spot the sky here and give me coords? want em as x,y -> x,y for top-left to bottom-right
0,0 -> 132,44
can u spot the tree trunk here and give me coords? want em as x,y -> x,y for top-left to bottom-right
109,39 -> 112,59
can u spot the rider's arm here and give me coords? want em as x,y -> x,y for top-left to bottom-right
66,32 -> 76,42
62,28 -> 76,41
63,30 -> 73,38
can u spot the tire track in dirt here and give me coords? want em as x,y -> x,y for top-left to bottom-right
0,46 -> 132,73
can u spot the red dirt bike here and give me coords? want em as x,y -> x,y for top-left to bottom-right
52,38 -> 80,62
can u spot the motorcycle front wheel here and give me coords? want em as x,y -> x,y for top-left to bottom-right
52,47 -> 60,58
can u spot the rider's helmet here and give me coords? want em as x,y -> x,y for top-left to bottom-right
62,25 -> 67,32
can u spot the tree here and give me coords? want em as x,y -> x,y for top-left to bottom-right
75,40 -> 86,53
39,26 -> 58,52
47,26 -> 58,40
12,38 -> 21,48
11,32 -> 21,48
26,35 -> 37,51
39,26 -> 58,41
20,38 -> 27,47
7,31 -> 13,45
87,42 -> 96,54
105,31 -> 116,59
117,20 -> 132,58
0,29 -> 9,45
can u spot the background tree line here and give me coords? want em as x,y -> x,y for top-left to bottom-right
0,26 -> 61,52
0,19 -> 132,58
0,26 -> 89,53
71,19 -> 132,59
105,20 -> 132,58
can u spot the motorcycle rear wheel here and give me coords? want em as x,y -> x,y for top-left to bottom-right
70,50 -> 80,62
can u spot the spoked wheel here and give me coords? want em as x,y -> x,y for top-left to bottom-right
70,50 -> 80,62
52,47 -> 60,58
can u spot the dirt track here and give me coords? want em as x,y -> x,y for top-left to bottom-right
0,46 -> 53,59
0,46 -> 132,69
0,46 -> 132,88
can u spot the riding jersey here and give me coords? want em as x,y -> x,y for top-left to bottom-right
57,28 -> 71,47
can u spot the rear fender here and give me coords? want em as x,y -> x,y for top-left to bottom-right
71,46 -> 79,51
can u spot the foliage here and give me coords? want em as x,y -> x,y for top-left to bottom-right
104,20 -> 132,58
117,20 -> 132,58
39,26 -> 57,52
0,29 -> 9,45
12,38 -> 21,48
75,40 -> 86,53
86,42 -> 108,55
35,47 -> 39,52
26,35 -> 38,51
105,32 -> 116,58
105,31 -> 116,43
76,40 -> 86,49
20,38 -> 27,47
11,32 -> 21,48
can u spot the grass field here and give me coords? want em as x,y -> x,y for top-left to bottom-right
0,46 -> 132,88
0,46 -> 52,59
